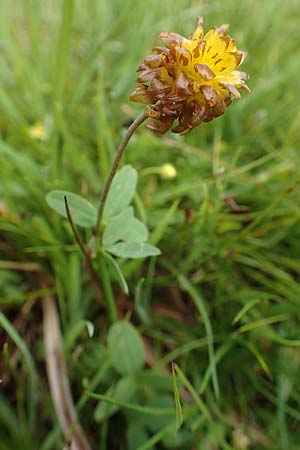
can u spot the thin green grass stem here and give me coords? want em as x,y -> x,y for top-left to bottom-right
52,0 -> 75,183
99,254 -> 117,323
84,391 -> 175,416
161,259 -> 219,400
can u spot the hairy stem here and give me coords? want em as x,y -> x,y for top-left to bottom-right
95,110 -> 147,237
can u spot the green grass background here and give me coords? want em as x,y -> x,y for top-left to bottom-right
1,0 -> 300,449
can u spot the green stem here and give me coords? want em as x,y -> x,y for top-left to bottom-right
90,110 -> 147,320
99,254 -> 117,323
95,110 -> 147,236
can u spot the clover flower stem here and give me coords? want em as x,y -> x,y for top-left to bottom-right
95,109 -> 148,238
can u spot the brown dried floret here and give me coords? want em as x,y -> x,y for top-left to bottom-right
129,16 -> 250,134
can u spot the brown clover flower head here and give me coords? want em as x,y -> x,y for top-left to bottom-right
129,17 -> 250,134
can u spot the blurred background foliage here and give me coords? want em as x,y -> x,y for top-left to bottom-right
1,0 -> 300,449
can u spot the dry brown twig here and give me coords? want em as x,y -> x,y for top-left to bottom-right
43,294 -> 91,450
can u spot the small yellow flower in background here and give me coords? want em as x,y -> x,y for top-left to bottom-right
160,163 -> 177,179
28,121 -> 47,141
129,16 -> 250,134
140,163 -> 177,179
